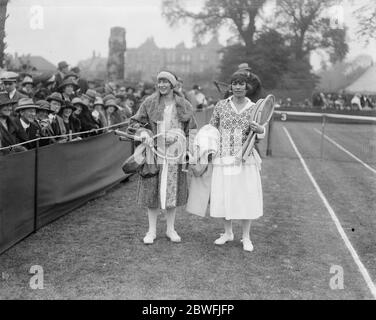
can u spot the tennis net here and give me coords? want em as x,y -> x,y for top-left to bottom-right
263,110 -> 376,165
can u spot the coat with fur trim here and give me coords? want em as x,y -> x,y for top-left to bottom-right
129,90 -> 197,209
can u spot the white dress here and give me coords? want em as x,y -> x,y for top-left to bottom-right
209,97 -> 265,220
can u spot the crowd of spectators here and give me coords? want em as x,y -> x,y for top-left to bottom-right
275,92 -> 376,111
0,61 -> 213,156
0,61 -> 158,155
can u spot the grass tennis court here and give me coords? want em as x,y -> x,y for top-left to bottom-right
0,114 -> 375,299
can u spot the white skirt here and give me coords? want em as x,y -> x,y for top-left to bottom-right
210,152 -> 263,220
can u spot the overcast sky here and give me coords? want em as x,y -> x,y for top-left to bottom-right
5,0 -> 376,69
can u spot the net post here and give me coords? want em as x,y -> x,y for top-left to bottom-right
320,114 -> 326,159
266,113 -> 274,157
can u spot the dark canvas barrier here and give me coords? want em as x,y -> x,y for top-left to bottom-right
0,150 -> 36,254
0,132 -> 132,254
0,110 -> 212,255
36,132 -> 132,229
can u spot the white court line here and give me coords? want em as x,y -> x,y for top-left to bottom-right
313,128 -> 376,175
283,126 -> 376,299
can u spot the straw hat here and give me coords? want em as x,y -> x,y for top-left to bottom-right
14,98 -> 41,112
46,92 -> 64,104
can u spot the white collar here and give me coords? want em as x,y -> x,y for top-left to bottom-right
9,89 -> 16,99
20,118 -> 30,129
228,96 -> 255,114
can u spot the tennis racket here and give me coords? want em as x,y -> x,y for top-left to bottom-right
242,94 -> 275,160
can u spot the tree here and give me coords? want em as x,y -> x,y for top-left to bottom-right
276,0 -> 348,63
219,30 -> 291,89
354,0 -> 376,43
161,0 -> 267,54
0,0 -> 9,68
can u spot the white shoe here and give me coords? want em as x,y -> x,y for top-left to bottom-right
241,238 -> 254,252
214,233 -> 234,245
166,230 -> 181,242
143,232 -> 156,244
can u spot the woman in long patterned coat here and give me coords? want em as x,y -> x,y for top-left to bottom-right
128,71 -> 197,244
209,72 -> 266,252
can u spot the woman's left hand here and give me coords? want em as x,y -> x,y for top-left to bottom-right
250,121 -> 264,134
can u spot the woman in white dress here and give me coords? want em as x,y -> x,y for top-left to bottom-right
209,72 -> 265,252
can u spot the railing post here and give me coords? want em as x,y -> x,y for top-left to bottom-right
320,114 -> 326,160
266,113 -> 274,157
33,139 -> 40,233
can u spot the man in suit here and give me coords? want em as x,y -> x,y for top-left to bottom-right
54,61 -> 69,90
0,71 -> 27,112
13,98 -> 42,149
0,93 -> 28,154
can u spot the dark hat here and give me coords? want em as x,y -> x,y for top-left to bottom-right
46,92 -> 64,104
238,62 -> 252,72
193,84 -> 201,90
63,71 -> 79,80
104,99 -> 121,110
15,98 -> 40,112
125,86 -> 135,92
0,92 -> 17,108
61,100 -> 76,111
58,78 -> 79,91
58,61 -> 69,69
35,100 -> 53,113
72,97 -> 88,107
82,89 -> 97,101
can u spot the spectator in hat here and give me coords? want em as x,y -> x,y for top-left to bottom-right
34,73 -> 56,100
0,93 -> 28,154
81,89 -> 97,109
71,66 -> 88,95
104,82 -> 117,95
71,97 -> 85,133
58,78 -> 79,101
55,61 -> 69,90
0,71 -> 27,109
93,97 -> 108,128
58,101 -> 80,136
123,96 -> 136,117
47,92 -> 68,140
20,76 -> 35,98
13,98 -> 42,149
35,100 -> 57,145
77,95 -> 101,136
104,99 -> 123,126
118,86 -> 127,96
87,79 -> 97,90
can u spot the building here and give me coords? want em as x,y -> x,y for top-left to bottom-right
5,53 -> 56,72
124,37 -> 223,82
78,51 -> 107,81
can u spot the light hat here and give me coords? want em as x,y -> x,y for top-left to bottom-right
157,71 -> 177,87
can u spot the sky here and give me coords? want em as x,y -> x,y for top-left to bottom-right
4,0 -> 376,70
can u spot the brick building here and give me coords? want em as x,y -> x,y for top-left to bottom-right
124,37 -> 223,82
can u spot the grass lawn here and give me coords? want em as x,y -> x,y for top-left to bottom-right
0,146 -> 374,299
